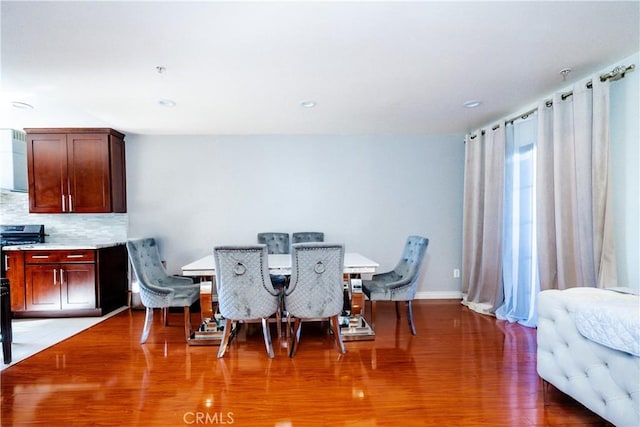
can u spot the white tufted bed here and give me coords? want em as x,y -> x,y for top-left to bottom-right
537,287 -> 640,427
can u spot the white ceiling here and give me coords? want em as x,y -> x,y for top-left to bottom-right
1,1 -> 638,136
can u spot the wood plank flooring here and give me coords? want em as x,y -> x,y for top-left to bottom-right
1,300 -> 609,426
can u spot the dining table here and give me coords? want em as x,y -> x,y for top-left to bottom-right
180,252 -> 379,344
180,252 -> 379,277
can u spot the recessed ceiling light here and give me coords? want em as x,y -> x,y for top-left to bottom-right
300,100 -> 316,108
158,99 -> 176,107
11,101 -> 34,110
463,100 -> 482,108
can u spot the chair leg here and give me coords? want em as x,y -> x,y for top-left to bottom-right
275,306 -> 282,339
407,301 -> 416,335
183,306 -> 193,341
286,313 -> 292,338
330,315 -> 346,354
289,318 -> 303,358
140,307 -> 154,344
370,301 -> 377,329
217,319 -> 233,358
395,301 -> 401,319
261,318 -> 275,359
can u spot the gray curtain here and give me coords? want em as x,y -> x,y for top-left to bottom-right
536,75 -> 617,290
461,124 -> 505,314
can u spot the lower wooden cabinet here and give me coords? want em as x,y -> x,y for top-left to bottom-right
5,245 -> 127,318
25,263 -> 96,311
4,250 -> 25,311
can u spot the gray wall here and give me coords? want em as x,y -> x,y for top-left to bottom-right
126,134 -> 465,298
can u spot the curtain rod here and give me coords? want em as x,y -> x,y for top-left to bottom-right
469,63 -> 636,138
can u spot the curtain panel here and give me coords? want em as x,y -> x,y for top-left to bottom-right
462,72 -> 617,323
536,76 -> 617,291
461,124 -> 505,314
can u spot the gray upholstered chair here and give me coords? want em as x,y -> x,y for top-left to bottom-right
126,238 -> 200,344
284,243 -> 346,357
214,245 -> 281,358
257,232 -> 290,291
257,232 -> 290,254
292,232 -> 324,244
362,235 -> 429,335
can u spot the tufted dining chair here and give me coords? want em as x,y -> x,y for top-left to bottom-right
292,232 -> 324,244
362,235 -> 429,335
126,238 -> 200,344
284,243 -> 346,357
214,245 -> 281,358
257,232 -> 290,255
257,232 -> 290,287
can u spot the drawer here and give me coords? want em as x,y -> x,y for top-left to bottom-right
25,250 -> 96,264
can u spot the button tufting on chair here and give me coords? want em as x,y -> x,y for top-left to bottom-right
127,238 -> 200,344
284,243 -> 346,357
214,245 -> 280,358
362,235 -> 429,335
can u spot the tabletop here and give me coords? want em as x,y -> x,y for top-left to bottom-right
181,252 -> 379,276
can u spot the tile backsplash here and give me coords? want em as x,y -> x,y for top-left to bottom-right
0,190 -> 127,243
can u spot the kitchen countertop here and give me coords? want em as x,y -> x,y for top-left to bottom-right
2,242 -> 126,251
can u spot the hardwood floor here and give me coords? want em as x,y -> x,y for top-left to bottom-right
1,300 -> 608,426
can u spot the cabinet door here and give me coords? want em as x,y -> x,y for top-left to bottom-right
109,134 -> 127,213
4,251 -> 26,311
26,265 -> 61,311
61,263 -> 96,309
27,133 -> 67,213
66,133 -> 111,213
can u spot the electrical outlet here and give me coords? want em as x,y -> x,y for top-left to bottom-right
453,268 -> 461,278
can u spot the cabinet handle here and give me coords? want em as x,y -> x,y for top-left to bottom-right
53,268 -> 58,285
60,269 -> 65,285
32,255 -> 49,259
3,255 -> 8,269
69,195 -> 73,212
66,254 -> 85,259
62,194 -> 66,212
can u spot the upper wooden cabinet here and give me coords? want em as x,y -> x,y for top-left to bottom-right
25,128 -> 126,213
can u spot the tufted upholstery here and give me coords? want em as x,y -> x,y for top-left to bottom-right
214,245 -> 280,358
257,232 -> 290,254
292,232 -> 325,244
362,235 -> 429,335
257,232 -> 290,291
537,288 -> 640,427
127,238 -> 200,343
285,243 -> 346,357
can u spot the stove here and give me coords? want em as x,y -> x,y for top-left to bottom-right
1,224 -> 46,247
1,225 -> 46,274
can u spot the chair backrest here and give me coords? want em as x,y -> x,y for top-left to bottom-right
393,235 -> 429,283
213,245 -> 279,320
285,243 -> 345,319
292,232 -> 324,244
126,238 -> 172,287
257,232 -> 290,254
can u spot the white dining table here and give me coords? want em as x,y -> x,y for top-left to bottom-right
182,251 -> 379,343
181,252 -> 379,277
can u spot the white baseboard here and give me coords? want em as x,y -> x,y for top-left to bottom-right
415,291 -> 462,300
